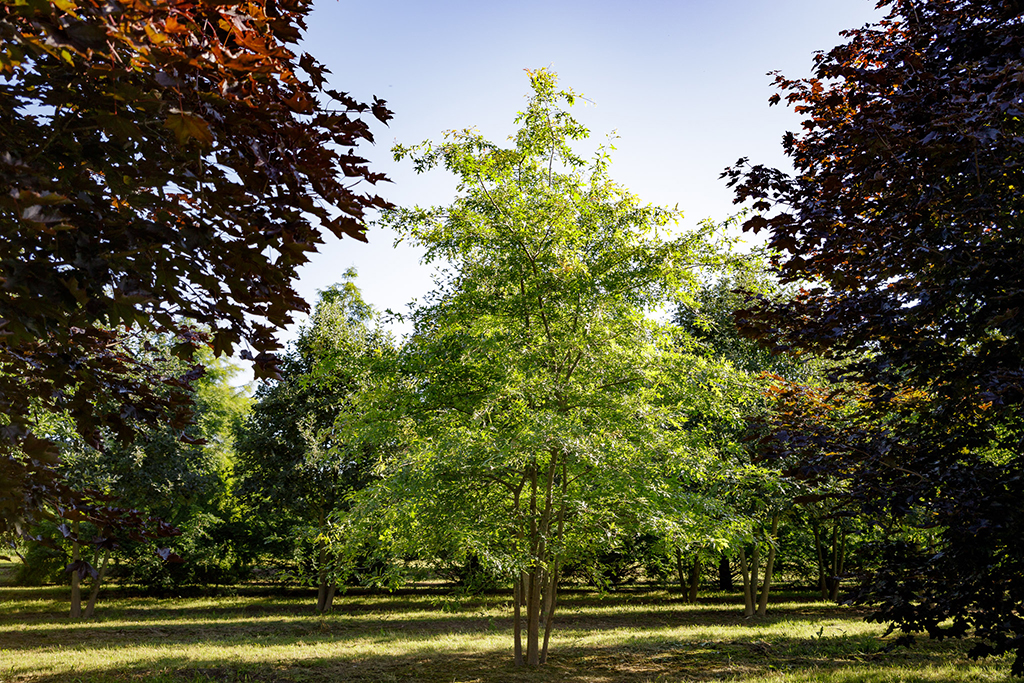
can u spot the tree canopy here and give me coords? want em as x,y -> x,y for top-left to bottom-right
0,0 -> 390,533
724,0 -> 1024,672
339,69 -> 754,666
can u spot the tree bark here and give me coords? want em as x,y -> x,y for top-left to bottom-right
688,554 -> 701,603
739,548 -> 754,618
513,570 -> 524,666
675,546 -> 687,600
315,541 -> 329,613
539,459 -> 567,665
756,514 -> 780,617
811,517 -> 828,600
829,527 -> 846,602
69,520 -> 81,619
84,548 -> 110,619
526,465 -> 541,666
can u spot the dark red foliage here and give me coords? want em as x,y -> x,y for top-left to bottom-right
0,0 -> 390,534
725,0 -> 1024,673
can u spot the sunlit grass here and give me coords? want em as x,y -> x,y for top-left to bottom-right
0,585 -> 1013,682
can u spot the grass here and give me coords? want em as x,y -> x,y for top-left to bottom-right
0,584 -> 1013,682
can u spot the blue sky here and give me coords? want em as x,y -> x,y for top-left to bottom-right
272,0 -> 884,349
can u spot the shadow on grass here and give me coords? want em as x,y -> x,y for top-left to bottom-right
0,603 -> 865,653
1,590 -> 1001,682
1,639 -> 1001,683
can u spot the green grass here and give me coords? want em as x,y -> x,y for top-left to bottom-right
0,586 -> 1012,682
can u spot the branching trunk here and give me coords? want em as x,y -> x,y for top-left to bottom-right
84,548 -> 111,619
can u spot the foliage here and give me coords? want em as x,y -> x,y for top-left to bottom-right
234,272 -> 394,607
16,339 -> 252,594
724,0 -> 1024,672
0,0 -> 391,534
340,69 -> 753,666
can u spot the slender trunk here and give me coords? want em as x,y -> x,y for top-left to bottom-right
316,542 -> 328,613
756,514 -> 780,617
687,554 -> 701,603
539,565 -> 559,664
674,546 -> 687,600
324,584 -> 337,612
69,520 -> 81,619
514,570 -> 524,666
526,466 -> 541,666
512,481 -> 524,667
811,517 -> 827,600
539,458 -> 567,665
718,553 -> 733,591
739,548 -> 753,617
84,548 -> 111,619
829,527 -> 846,602
749,544 -> 760,616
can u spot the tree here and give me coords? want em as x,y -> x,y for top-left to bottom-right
24,336 -> 251,616
0,0 -> 391,534
724,0 -> 1024,672
235,272 -> 391,611
341,69 -> 745,666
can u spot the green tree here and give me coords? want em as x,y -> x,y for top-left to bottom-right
29,334 -> 251,616
341,70 -> 747,666
235,272 -> 391,612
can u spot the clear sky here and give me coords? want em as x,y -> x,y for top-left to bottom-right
257,0 -> 885,364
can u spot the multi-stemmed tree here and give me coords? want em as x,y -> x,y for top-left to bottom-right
339,70 -> 754,666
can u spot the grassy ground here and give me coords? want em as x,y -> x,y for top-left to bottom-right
0,584 -> 1013,682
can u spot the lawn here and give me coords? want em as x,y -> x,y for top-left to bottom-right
0,584 -> 1012,682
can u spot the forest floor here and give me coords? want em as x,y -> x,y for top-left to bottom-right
0,583 -> 1013,683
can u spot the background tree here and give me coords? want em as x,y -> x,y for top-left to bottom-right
235,273 -> 390,612
724,0 -> 1024,672
19,336 -> 251,616
0,0 -> 391,533
340,69 -> 747,667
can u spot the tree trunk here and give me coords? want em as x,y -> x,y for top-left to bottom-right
512,479 -> 525,668
84,548 -> 110,619
525,465 -> 541,666
829,527 -> 846,602
674,546 -> 687,600
539,460 -> 567,665
756,514 -> 780,617
69,520 -> 81,619
749,544 -> 760,617
513,570 -> 524,666
324,584 -> 337,612
811,517 -> 828,600
687,554 -> 701,603
315,541 -> 329,613
718,553 -> 733,591
739,548 -> 754,617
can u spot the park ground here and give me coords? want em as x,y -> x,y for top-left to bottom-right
0,575 -> 1013,683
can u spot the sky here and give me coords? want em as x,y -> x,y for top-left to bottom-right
247,0 -> 887,375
